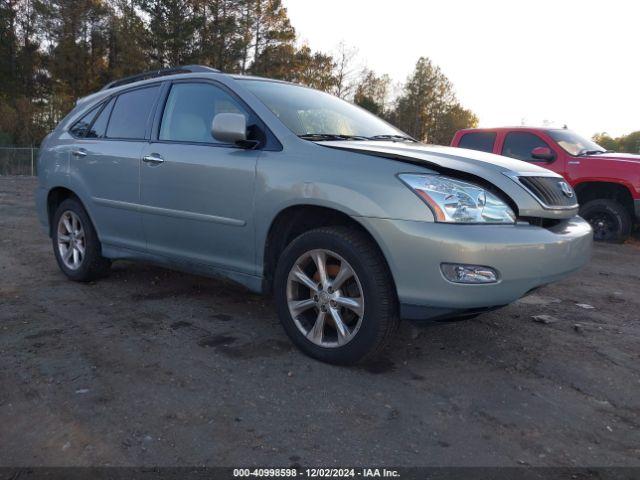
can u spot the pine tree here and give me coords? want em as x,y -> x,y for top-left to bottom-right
107,0 -> 149,79
136,0 -> 199,67
193,0 -> 246,71
390,57 -> 476,143
245,0 -> 294,74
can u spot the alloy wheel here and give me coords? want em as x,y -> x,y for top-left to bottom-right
286,249 -> 364,348
57,210 -> 85,270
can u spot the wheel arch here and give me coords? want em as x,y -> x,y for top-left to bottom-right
261,204 -> 398,299
46,186 -> 95,237
574,181 -> 635,218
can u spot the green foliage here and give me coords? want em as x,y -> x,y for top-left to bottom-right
0,0 -> 482,147
592,132 -> 619,151
618,132 -> 640,153
136,0 -> 200,67
107,0 -> 152,77
250,43 -> 336,90
593,131 -> 640,153
429,103 -> 478,146
389,57 -> 477,144
354,69 -> 391,118
0,0 -> 18,97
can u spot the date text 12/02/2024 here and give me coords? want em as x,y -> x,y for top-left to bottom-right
233,468 -> 400,478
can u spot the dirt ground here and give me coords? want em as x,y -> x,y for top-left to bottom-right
0,176 -> 639,467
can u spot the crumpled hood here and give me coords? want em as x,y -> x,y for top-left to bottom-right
319,140 -> 577,220
320,140 -> 555,175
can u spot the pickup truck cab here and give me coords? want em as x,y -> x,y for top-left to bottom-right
451,127 -> 640,241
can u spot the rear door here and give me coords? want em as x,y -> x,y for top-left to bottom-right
139,80 -> 261,275
70,84 -> 161,251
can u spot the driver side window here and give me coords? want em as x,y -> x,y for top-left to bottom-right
502,132 -> 551,162
159,82 -> 249,144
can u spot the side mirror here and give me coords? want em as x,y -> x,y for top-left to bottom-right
531,146 -> 555,161
211,113 -> 258,148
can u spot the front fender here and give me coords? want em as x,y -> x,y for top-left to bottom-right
252,147 -> 438,275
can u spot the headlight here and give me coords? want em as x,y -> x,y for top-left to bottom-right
399,174 -> 516,224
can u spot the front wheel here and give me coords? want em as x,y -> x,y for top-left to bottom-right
579,199 -> 632,243
274,226 -> 398,365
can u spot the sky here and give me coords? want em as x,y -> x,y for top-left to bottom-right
283,0 -> 639,137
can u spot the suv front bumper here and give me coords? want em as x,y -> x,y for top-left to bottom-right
358,216 -> 592,320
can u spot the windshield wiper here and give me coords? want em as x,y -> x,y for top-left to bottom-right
577,149 -> 610,156
367,134 -> 418,143
298,133 -> 368,141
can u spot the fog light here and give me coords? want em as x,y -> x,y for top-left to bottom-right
441,263 -> 499,284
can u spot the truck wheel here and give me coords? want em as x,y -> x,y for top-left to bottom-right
579,199 -> 632,242
274,226 -> 399,365
52,198 -> 111,281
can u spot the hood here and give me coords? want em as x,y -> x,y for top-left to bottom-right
583,152 -> 640,162
319,140 -> 578,220
320,141 -> 555,175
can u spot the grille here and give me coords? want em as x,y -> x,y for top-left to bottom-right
518,176 -> 578,209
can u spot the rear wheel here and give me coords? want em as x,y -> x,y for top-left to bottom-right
579,199 -> 632,242
274,226 -> 398,365
52,198 -> 111,281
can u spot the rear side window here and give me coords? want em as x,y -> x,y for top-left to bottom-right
70,107 -> 101,138
86,98 -> 114,138
106,86 -> 160,139
458,132 -> 496,153
159,82 -> 248,144
502,132 -> 550,161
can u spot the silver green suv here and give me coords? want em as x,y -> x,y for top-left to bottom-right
36,65 -> 592,364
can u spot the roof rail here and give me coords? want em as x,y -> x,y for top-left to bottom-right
100,65 -> 221,91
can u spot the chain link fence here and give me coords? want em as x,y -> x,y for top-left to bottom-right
0,147 -> 39,176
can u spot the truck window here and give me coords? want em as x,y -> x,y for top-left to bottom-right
458,132 -> 496,153
502,132 -> 551,161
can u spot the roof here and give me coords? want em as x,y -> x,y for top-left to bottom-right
458,126 -> 568,133
100,65 -> 287,91
100,65 -> 221,91
76,66 -> 290,106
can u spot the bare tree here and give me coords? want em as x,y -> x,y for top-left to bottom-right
332,41 -> 358,99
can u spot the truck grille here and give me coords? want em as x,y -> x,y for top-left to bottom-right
518,176 -> 578,209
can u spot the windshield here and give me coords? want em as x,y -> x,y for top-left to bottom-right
548,129 -> 607,156
241,79 -> 406,139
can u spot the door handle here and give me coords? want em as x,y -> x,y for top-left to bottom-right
71,148 -> 87,158
568,161 -> 580,165
142,153 -> 164,165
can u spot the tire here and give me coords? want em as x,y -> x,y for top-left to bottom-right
52,197 -> 111,281
579,199 -> 632,243
274,226 -> 399,365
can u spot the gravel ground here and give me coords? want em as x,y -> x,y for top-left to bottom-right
0,176 -> 639,467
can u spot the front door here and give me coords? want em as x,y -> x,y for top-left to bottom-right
140,81 -> 260,275
500,131 -> 561,173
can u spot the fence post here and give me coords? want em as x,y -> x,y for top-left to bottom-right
31,147 -> 34,176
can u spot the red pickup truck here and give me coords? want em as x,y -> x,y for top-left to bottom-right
451,127 -> 640,241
